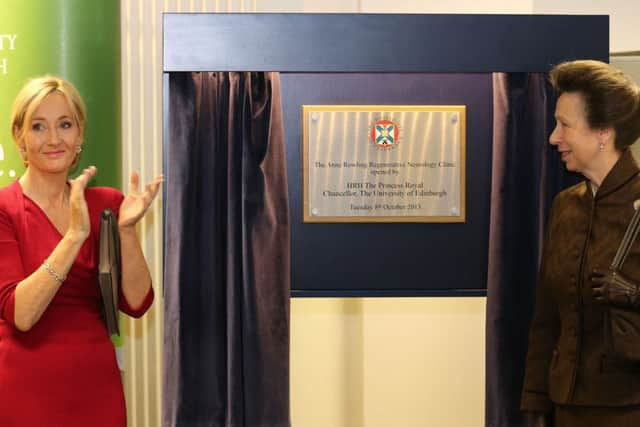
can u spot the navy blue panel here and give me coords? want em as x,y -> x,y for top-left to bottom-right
163,13 -> 608,72
281,73 -> 493,293
163,13 -> 609,296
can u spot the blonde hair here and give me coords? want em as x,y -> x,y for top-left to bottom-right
10,75 -> 87,166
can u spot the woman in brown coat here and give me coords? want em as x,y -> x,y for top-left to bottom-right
521,60 -> 640,426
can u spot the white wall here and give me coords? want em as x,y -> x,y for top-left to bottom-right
361,0 -> 532,14
258,0 -> 533,13
257,0 -> 358,12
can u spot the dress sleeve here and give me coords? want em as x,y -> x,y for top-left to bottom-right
110,188 -> 125,218
109,188 -> 155,317
118,286 -> 154,318
520,203 -> 561,412
0,209 -> 24,328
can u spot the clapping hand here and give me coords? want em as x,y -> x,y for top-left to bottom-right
68,166 -> 97,240
118,171 -> 163,229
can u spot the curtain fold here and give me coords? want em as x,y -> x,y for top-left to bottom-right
485,73 -> 579,427
164,72 -> 290,427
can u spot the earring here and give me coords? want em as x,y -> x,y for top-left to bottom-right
76,146 -> 82,154
599,143 -> 605,151
19,147 -> 28,166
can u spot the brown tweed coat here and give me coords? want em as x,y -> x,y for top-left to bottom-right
522,150 -> 640,411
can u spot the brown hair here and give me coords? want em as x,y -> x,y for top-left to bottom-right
550,60 -> 640,151
10,75 -> 86,167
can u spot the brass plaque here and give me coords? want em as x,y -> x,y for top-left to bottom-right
303,105 -> 466,223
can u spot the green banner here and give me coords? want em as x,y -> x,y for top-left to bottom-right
0,0 -> 120,188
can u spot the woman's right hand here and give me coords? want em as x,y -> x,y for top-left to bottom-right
67,166 -> 96,242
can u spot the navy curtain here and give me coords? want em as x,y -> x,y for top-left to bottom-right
163,72 -> 290,427
485,73 -> 579,427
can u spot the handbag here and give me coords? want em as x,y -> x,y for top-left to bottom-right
98,208 -> 121,336
606,202 -> 640,362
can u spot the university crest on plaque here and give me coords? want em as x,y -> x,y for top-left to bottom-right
370,119 -> 400,149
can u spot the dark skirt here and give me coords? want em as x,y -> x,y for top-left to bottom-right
555,404 -> 640,427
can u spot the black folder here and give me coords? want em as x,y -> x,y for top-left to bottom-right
98,209 -> 120,336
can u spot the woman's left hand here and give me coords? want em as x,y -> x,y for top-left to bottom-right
591,269 -> 640,309
118,171 -> 163,229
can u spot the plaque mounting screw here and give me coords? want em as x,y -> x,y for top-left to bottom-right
450,113 -> 458,124
311,208 -> 319,216
311,112 -> 319,122
450,206 -> 459,215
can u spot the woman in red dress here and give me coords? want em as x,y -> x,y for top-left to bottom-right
0,76 -> 162,426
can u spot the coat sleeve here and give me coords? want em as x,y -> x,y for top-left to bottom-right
0,208 -> 25,328
521,202 -> 561,412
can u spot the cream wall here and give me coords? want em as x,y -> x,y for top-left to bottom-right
358,0 -> 532,14
121,1 -> 637,427
258,0 -> 533,13
291,298 -> 486,427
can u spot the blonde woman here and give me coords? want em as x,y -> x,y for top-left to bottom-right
0,76 -> 162,426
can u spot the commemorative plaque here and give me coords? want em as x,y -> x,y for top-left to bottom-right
303,105 -> 466,223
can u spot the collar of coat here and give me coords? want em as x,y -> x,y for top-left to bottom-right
591,149 -> 640,200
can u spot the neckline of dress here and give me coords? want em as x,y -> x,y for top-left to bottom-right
17,181 -> 71,239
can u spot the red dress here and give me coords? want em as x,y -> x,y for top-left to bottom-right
0,181 -> 153,427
